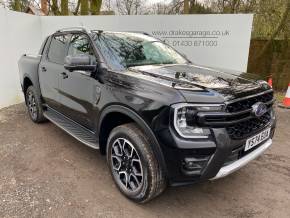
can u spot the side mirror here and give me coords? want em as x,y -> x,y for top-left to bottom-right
64,55 -> 96,72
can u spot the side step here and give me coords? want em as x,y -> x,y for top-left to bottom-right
43,107 -> 99,149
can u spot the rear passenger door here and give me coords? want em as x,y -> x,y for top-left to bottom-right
58,33 -> 98,130
39,33 -> 70,110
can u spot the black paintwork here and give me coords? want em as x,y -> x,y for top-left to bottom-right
18,30 -> 276,186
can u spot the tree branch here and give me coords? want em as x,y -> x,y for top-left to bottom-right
256,0 -> 290,59
73,0 -> 81,15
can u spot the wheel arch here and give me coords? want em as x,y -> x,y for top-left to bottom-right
97,104 -> 167,173
23,76 -> 33,103
23,76 -> 33,92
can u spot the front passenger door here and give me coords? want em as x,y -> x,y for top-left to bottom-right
59,33 -> 99,130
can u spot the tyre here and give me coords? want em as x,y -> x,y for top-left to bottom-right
25,86 -> 46,123
106,123 -> 166,203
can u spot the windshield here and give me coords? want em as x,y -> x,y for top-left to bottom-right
93,32 -> 188,70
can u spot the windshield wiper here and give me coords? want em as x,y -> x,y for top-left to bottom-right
126,62 -> 158,67
126,61 -> 176,68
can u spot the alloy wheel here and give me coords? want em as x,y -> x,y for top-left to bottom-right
111,138 -> 143,192
27,91 -> 37,120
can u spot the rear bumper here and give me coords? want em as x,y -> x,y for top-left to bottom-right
210,139 -> 272,180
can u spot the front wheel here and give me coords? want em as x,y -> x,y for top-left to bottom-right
106,123 -> 166,203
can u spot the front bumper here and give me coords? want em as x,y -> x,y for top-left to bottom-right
211,139 -> 272,180
156,118 -> 276,186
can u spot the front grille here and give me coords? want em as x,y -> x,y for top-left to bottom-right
197,91 -> 274,140
225,91 -> 273,139
226,92 -> 273,113
226,111 -> 271,139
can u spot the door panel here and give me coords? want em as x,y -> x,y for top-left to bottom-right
59,33 -> 100,130
39,34 -> 70,110
59,70 -> 98,129
39,61 -> 60,109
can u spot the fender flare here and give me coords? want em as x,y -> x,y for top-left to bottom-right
23,72 -> 43,103
22,75 -> 34,103
22,74 -> 33,88
97,104 -> 167,174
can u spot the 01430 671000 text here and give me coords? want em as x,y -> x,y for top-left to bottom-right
168,39 -> 218,47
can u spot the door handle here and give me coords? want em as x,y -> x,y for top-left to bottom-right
41,66 -> 47,72
61,72 -> 68,79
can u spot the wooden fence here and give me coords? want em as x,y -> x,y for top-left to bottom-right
247,39 -> 290,91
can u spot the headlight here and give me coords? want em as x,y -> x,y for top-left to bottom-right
173,103 -> 224,139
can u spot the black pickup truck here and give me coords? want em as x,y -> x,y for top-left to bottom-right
18,27 -> 276,203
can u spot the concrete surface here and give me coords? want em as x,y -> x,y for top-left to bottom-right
0,104 -> 289,218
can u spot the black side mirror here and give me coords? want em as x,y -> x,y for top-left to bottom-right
64,55 -> 96,72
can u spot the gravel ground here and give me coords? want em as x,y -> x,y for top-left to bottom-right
0,103 -> 289,218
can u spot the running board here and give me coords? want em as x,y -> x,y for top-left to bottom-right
43,107 -> 99,149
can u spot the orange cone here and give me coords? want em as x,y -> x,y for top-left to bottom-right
279,83 -> 290,109
268,77 -> 273,88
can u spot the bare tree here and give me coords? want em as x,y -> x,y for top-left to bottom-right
91,0 -> 102,15
80,0 -> 88,15
163,0 -> 211,15
257,0 -> 290,58
61,0 -> 68,15
51,0 -> 61,15
205,0 -> 257,13
7,0 -> 31,12
148,2 -> 170,14
73,0 -> 81,14
0,0 -> 6,8
184,0 -> 189,13
115,0 -> 145,15
102,0 -> 111,11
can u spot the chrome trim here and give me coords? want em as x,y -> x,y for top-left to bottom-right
172,103 -> 225,108
225,89 -> 273,105
210,139 -> 272,180
172,103 -> 225,139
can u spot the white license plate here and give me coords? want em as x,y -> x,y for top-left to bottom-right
245,128 -> 271,151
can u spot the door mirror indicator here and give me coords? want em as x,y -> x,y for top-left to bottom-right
64,55 -> 96,72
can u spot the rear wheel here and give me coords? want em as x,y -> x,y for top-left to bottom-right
107,123 -> 166,203
25,86 -> 46,123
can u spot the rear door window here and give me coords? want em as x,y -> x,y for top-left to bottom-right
47,34 -> 70,64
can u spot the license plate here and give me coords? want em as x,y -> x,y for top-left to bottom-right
245,128 -> 271,151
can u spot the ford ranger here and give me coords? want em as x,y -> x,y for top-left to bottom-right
18,27 -> 276,203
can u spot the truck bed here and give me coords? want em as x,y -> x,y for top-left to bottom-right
18,54 -> 42,96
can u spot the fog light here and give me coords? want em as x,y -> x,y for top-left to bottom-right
182,157 -> 209,176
